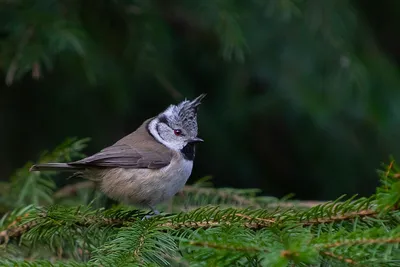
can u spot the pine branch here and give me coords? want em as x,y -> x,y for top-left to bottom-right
321,251 -> 358,266
3,138 -> 400,265
187,240 -> 267,253
1,200 -> 399,265
90,219 -> 178,266
322,236 -> 400,249
0,193 -> 384,245
0,200 -> 391,244
302,209 -> 377,226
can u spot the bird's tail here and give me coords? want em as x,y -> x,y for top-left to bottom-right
29,163 -> 81,172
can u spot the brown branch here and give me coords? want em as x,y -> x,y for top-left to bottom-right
385,160 -> 394,178
322,236 -> 400,249
233,213 -> 275,224
52,182 -> 378,229
53,181 -> 95,199
162,219 -> 265,230
280,250 -> 300,259
302,209 -> 377,226
0,208 -> 381,245
53,181 -> 325,210
133,235 -> 146,263
1,212 -> 272,244
321,251 -> 359,265
178,241 -> 357,266
0,220 -> 37,244
221,208 -> 376,228
186,241 -> 360,265
1,208 -> 399,266
0,214 -> 137,244
0,220 -> 253,244
187,240 -> 267,253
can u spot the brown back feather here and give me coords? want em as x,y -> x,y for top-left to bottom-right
69,118 -> 173,169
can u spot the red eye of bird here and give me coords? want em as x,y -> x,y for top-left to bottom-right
174,129 -> 182,136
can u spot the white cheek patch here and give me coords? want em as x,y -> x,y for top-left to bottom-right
148,118 -> 185,151
168,141 -> 185,151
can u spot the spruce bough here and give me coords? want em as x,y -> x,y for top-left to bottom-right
1,139 -> 400,266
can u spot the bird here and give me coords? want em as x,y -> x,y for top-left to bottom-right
30,94 -> 206,215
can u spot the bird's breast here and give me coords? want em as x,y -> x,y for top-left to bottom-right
162,157 -> 193,197
96,155 -> 193,206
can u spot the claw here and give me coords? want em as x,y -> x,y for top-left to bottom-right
141,207 -> 160,220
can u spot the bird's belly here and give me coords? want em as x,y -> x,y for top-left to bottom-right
96,158 -> 193,206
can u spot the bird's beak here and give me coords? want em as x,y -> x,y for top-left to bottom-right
188,137 -> 204,143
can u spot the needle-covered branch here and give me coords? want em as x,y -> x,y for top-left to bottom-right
2,139 -> 400,266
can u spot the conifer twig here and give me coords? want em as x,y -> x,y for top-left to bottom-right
0,214 -> 137,244
53,181 -> 325,209
163,220 -> 265,230
302,209 -> 376,226
321,251 -> 358,265
188,240 -> 267,253
0,206 -> 382,244
233,213 -> 276,224
1,215 -> 268,243
0,220 -> 37,244
322,236 -> 400,248
53,181 -> 95,199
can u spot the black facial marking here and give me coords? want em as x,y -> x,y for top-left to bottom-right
146,120 -> 155,138
146,120 -> 169,147
156,124 -> 163,139
158,115 -> 169,126
181,143 -> 195,161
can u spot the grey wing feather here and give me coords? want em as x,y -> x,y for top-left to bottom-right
69,144 -> 172,169
30,163 -> 81,172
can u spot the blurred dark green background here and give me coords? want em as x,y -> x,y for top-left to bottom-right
1,0 -> 400,200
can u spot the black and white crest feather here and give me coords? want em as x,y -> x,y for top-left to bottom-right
162,93 -> 206,138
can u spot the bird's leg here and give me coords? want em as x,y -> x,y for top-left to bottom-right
142,205 -> 160,220
150,207 -> 160,215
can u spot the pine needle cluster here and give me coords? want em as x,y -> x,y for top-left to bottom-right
0,139 -> 400,266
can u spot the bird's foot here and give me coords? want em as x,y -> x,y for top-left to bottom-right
142,208 -> 160,220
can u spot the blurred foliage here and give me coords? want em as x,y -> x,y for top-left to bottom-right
0,138 -> 89,213
1,0 -> 400,200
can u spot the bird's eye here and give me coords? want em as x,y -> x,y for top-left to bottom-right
173,129 -> 182,136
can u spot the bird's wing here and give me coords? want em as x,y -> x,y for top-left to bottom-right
69,143 -> 172,169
